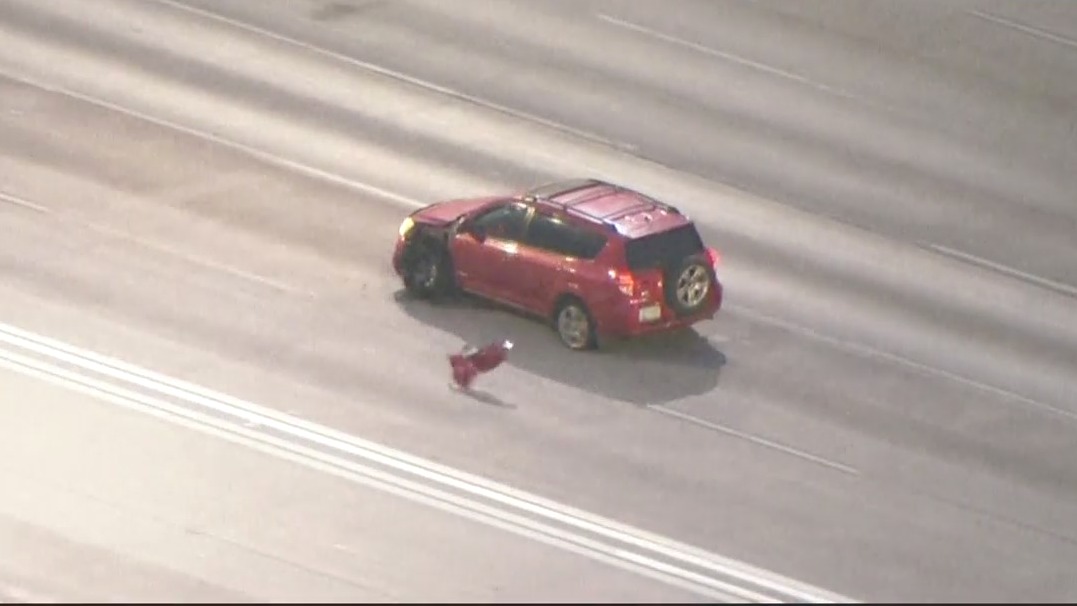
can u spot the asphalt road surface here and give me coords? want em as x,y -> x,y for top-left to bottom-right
0,363 -> 724,603
1,0 -> 1076,602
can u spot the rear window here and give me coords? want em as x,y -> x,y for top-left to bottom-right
624,224 -> 704,270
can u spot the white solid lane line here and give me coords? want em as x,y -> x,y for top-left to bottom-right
0,68 -> 426,210
649,406 -> 861,476
927,243 -> 1077,299
75,218 -> 315,298
728,303 -> 1077,424
966,9 -> 1077,52
0,321 -> 854,603
0,188 -> 312,297
0,190 -> 51,213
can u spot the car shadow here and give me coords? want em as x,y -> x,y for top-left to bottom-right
394,290 -> 726,406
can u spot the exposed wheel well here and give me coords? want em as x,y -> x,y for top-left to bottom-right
402,226 -> 456,297
551,292 -> 586,323
405,226 -> 443,255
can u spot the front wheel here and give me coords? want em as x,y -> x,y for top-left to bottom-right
554,299 -> 597,351
403,240 -> 454,299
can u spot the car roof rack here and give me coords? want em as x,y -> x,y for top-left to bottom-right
523,178 -> 604,201
522,178 -> 682,232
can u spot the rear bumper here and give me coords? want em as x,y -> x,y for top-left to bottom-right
599,280 -> 723,338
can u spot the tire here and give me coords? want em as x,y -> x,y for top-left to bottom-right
664,255 -> 714,317
403,237 -> 454,299
553,297 -> 598,351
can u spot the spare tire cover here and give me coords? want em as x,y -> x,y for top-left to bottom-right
664,255 -> 712,317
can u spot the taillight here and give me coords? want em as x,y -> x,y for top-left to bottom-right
608,269 -> 639,297
706,247 -> 721,269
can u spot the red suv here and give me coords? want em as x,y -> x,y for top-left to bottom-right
392,179 -> 723,350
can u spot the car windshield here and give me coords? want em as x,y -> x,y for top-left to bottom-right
624,224 -> 704,270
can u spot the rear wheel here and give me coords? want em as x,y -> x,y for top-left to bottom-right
554,298 -> 597,351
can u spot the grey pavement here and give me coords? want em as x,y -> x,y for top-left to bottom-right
0,0 -> 1075,602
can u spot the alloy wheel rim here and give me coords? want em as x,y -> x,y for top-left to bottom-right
558,305 -> 589,348
676,264 -> 709,307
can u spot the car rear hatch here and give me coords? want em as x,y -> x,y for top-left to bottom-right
617,224 -> 718,316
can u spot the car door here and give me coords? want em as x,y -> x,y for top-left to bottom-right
450,201 -> 531,302
510,212 -> 607,315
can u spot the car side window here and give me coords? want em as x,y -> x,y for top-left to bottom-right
472,203 -> 529,242
524,213 -> 607,260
